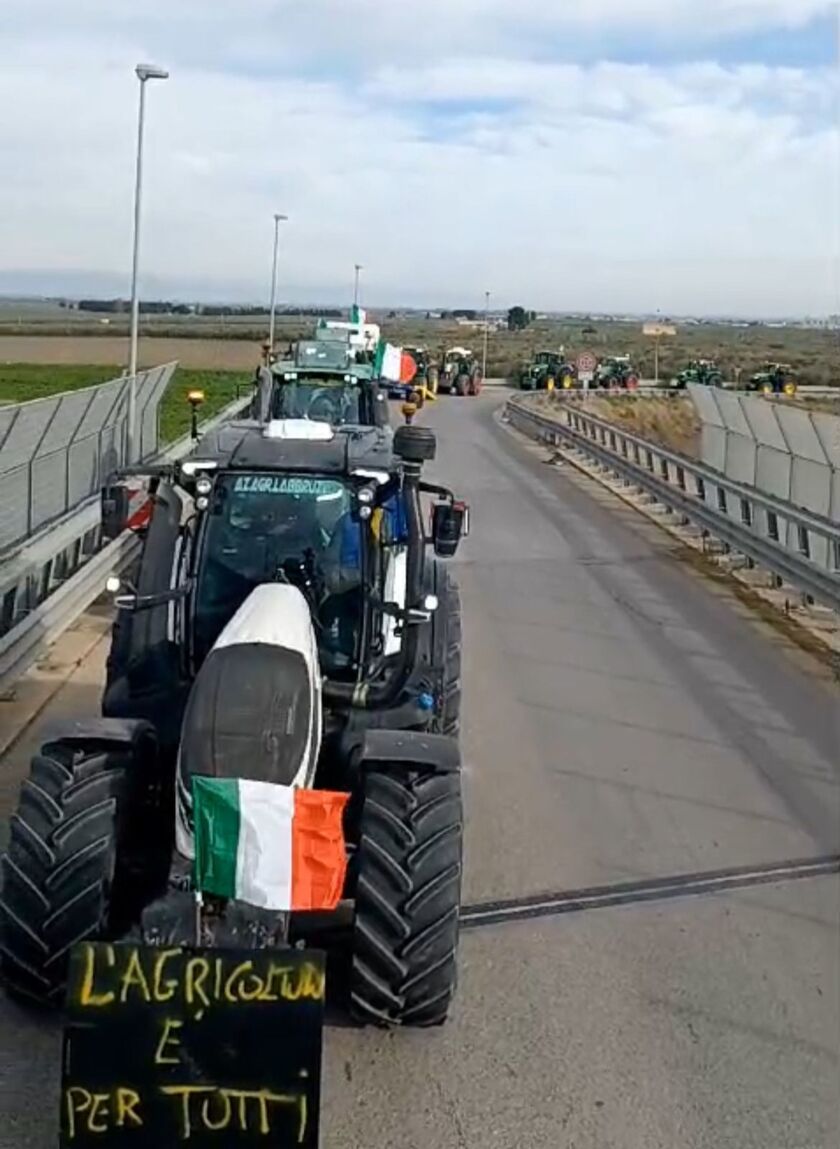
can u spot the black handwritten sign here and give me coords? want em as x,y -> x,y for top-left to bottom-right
60,942 -> 325,1147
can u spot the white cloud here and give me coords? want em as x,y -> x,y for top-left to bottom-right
0,1 -> 836,315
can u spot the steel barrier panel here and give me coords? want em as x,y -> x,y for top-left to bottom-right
741,396 -> 788,451
0,398 -> 60,471
716,390 -> 755,440
775,405 -> 829,464
725,435 -> 757,486
812,412 -> 840,469
701,424 -> 728,473
30,452 -> 67,529
755,445 -> 792,502
791,458 -> 832,520
76,379 -> 126,439
687,384 -> 725,426
0,468 -> 29,546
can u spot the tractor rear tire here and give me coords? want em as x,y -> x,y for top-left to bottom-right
350,767 -> 463,1027
454,375 -> 469,397
0,728 -> 163,1005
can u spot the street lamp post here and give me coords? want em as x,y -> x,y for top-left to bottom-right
268,213 -> 289,354
353,264 -> 363,309
482,291 -> 491,380
127,62 -> 168,464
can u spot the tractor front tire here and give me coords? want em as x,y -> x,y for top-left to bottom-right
350,767 -> 463,1028
454,375 -> 468,396
0,728 -> 162,1005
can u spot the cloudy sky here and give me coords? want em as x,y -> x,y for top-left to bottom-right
0,1 -> 837,315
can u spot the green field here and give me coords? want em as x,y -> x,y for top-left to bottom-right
0,364 -> 249,443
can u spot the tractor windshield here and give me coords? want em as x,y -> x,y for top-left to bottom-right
271,379 -> 361,424
193,472 -> 359,662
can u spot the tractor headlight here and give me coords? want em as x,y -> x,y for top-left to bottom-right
195,475 -> 213,497
196,496 -> 210,511
423,594 -> 439,612
357,486 -> 375,506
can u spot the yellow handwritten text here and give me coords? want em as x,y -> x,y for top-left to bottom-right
64,1087 -> 143,1139
160,1084 -> 307,1142
77,943 -> 116,1007
154,1018 -> 184,1065
73,944 -> 325,1018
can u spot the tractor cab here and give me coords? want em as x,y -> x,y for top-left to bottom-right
253,337 -> 390,429
101,419 -> 468,742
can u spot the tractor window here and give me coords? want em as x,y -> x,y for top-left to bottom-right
271,380 -> 360,425
193,472 -> 358,661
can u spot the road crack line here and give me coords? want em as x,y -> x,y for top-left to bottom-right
459,854 -> 840,930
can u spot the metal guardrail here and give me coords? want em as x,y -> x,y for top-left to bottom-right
0,393 -> 252,691
511,383 -> 840,399
506,397 -> 840,613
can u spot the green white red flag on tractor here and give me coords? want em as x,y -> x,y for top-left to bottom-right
192,777 -> 349,912
373,341 -> 418,385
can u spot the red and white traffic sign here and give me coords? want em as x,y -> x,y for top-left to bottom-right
576,352 -> 597,374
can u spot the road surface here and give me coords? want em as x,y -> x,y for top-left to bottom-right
1,392 -> 838,1148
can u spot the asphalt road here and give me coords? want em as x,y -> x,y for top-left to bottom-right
1,391 -> 838,1148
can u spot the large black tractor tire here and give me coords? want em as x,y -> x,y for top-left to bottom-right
0,725 -> 167,1005
454,374 -> 469,397
349,766 -> 463,1027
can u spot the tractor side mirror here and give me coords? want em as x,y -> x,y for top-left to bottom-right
101,484 -> 131,540
432,501 -> 469,557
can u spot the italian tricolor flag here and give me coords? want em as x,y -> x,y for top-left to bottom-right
192,778 -> 349,912
374,341 -> 418,384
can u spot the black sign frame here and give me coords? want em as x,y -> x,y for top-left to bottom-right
60,942 -> 325,1148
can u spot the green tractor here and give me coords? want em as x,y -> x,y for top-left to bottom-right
519,351 -> 576,391
437,348 -> 482,397
670,359 -> 723,390
252,337 -> 391,430
593,356 -> 639,390
745,363 -> 797,396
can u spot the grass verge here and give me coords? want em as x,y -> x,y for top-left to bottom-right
0,364 -> 250,444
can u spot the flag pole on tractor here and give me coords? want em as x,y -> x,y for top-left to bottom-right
192,778 -> 349,912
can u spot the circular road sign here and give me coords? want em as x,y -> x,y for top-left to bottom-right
577,352 -> 597,374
